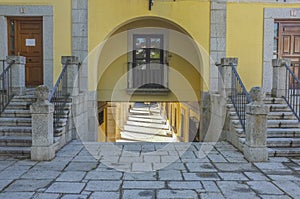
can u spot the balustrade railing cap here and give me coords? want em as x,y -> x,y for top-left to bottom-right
272,58 -> 291,67
6,56 -> 26,65
61,56 -> 79,65
220,57 -> 238,66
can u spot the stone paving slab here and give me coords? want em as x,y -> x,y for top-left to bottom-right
0,141 -> 299,198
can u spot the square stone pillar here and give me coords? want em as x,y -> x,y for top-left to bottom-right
244,87 -> 269,162
61,56 -> 80,97
219,58 -> 238,97
7,56 -> 26,95
272,59 -> 290,98
30,85 -> 55,161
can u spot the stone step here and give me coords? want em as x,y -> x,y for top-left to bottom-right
128,114 -> 164,120
268,104 -> 290,112
128,116 -> 165,124
268,147 -> 300,157
228,104 -> 290,112
124,125 -> 172,136
54,126 -> 65,137
0,146 -> 31,157
267,138 -> 300,147
267,112 -> 296,120
11,95 -> 36,103
239,137 -> 300,148
5,102 -> 31,110
229,112 -> 297,121
264,98 -> 285,104
126,120 -> 169,129
0,110 -> 31,118
267,120 -> 300,128
0,118 -> 31,126
54,103 -> 72,110
0,136 -> 31,147
231,120 -> 243,129
267,128 -> 300,138
129,108 -> 160,115
120,131 -> 175,142
53,118 -> 68,128
0,126 -> 32,137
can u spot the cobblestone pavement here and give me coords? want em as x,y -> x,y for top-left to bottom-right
0,141 -> 299,199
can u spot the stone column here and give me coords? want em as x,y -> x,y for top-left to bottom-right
210,0 -> 227,92
271,59 -> 290,98
244,87 -> 269,162
219,57 -> 238,97
61,56 -> 80,97
30,85 -> 55,161
7,56 -> 26,95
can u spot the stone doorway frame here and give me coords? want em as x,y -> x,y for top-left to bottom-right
0,5 -> 53,89
263,8 -> 300,94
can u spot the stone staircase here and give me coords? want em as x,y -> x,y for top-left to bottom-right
227,97 -> 300,157
0,89 -> 72,158
0,89 -> 35,157
116,103 -> 177,142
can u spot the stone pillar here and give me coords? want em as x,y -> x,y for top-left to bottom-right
7,56 -> 26,95
271,59 -> 290,98
244,87 -> 269,162
210,0 -> 227,93
30,85 -> 55,161
219,58 -> 238,97
61,56 -> 80,97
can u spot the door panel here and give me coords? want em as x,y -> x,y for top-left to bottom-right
294,36 -> 300,54
282,36 -> 291,54
8,17 -> 43,87
277,20 -> 300,87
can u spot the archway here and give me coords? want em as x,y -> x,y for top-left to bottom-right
95,16 -> 207,143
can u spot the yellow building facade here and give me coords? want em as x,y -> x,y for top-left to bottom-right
0,0 -> 299,142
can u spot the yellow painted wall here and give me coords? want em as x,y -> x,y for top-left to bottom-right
89,0 -> 210,93
227,2 -> 300,91
0,0 -> 72,83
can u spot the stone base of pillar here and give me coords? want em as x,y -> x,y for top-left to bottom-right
31,144 -> 55,161
244,145 -> 268,162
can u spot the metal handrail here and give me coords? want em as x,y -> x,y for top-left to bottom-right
282,63 -> 300,121
0,59 -> 15,114
230,64 -> 252,131
48,61 -> 69,102
48,61 -> 71,136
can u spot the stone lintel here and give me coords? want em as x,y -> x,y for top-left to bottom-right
221,57 -> 238,66
6,56 -> 26,65
61,56 -> 80,65
272,58 -> 291,68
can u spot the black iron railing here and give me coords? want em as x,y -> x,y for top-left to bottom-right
0,59 -> 15,114
230,64 -> 252,131
48,61 -> 70,134
282,62 -> 300,121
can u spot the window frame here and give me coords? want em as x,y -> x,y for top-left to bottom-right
127,28 -> 169,92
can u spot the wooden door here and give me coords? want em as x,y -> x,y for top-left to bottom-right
277,20 -> 300,76
8,17 -> 43,87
